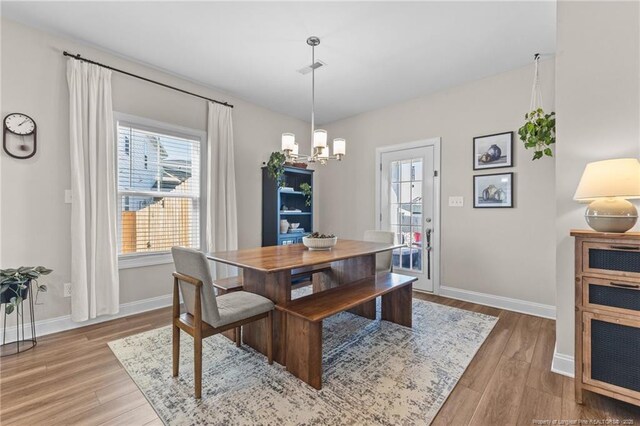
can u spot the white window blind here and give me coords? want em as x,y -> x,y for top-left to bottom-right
117,121 -> 201,256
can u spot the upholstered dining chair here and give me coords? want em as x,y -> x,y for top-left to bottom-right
171,247 -> 274,399
363,230 -> 396,272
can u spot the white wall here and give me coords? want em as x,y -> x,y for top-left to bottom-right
553,0 -> 640,373
318,60 -> 557,311
0,18 -> 309,322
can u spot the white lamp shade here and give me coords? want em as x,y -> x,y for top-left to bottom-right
574,158 -> 640,201
313,129 -> 327,148
281,133 -> 295,151
333,138 -> 346,156
318,146 -> 329,159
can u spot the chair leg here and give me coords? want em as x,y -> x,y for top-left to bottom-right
235,327 -> 241,347
194,336 -> 202,399
267,310 -> 273,365
172,324 -> 180,377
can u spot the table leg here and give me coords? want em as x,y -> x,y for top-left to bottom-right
242,268 -> 291,365
381,283 -> 413,327
331,254 -> 376,319
285,314 -> 323,390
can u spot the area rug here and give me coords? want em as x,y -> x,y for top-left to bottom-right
108,292 -> 497,425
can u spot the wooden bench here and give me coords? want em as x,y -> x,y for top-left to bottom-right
276,271 -> 416,389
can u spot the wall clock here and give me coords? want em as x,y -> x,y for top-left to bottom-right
3,113 -> 37,159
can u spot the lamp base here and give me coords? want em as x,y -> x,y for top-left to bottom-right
585,198 -> 638,233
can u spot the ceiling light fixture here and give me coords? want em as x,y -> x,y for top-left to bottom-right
281,36 -> 345,165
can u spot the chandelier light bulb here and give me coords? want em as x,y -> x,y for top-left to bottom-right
281,133 -> 295,151
333,138 -> 346,157
313,129 -> 327,149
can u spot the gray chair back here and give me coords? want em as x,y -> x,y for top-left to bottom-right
171,247 -> 220,326
364,230 -> 396,272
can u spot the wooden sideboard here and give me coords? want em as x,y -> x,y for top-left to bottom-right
572,230 -> 640,407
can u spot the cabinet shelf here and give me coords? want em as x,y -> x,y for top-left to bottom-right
279,211 -> 311,215
280,190 -> 304,195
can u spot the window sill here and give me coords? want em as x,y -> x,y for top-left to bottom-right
118,253 -> 173,270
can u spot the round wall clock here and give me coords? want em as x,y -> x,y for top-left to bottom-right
3,113 -> 37,159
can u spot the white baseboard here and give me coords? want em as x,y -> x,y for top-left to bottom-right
438,285 -> 556,319
551,343 -> 575,378
0,293 -> 172,342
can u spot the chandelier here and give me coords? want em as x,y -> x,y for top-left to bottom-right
281,36 -> 346,165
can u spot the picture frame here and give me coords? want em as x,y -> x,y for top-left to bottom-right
473,131 -> 513,170
473,172 -> 514,208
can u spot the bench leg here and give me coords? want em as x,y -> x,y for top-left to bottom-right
381,283 -> 413,327
285,314 -> 323,390
349,300 -> 377,320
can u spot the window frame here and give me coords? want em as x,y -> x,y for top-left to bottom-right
114,112 -> 207,269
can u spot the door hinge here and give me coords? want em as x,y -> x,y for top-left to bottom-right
434,170 -> 439,177
380,163 -> 383,171
379,213 -> 383,222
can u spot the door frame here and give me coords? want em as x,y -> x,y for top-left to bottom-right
375,138 -> 441,295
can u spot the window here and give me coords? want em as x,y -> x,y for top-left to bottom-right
116,114 -> 204,267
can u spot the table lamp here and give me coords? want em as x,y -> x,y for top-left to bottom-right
574,158 -> 640,233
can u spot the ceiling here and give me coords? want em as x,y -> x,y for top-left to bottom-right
2,1 -> 556,124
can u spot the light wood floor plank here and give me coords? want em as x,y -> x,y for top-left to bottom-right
66,389 -> 148,426
431,383 -> 482,425
502,313 -> 543,363
516,386 -> 562,425
468,355 -> 531,425
526,365 -> 564,398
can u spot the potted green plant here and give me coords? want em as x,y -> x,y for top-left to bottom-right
267,151 -> 287,187
518,108 -> 556,160
519,54 -> 556,161
0,266 -> 51,314
299,182 -> 312,207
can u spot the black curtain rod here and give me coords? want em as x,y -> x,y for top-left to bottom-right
63,51 -> 234,108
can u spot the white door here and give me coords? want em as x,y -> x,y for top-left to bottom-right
379,143 -> 438,292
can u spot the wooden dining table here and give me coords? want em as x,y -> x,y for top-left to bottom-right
207,239 -> 400,365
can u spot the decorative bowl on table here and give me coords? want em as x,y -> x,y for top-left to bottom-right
302,233 -> 337,250
290,223 -> 300,229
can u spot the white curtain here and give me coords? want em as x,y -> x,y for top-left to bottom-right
67,59 -> 119,322
206,102 -> 238,278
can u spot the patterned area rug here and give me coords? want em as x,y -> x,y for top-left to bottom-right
108,291 -> 497,425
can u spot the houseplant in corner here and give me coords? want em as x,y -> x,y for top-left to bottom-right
1,266 -> 51,315
518,54 -> 556,160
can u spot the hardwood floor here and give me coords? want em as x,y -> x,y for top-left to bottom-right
2,292 -> 640,425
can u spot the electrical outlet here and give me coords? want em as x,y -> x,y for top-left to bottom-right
449,196 -> 464,207
63,283 -> 72,298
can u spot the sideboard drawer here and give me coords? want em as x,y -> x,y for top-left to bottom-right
583,242 -> 640,278
583,311 -> 640,400
583,276 -> 640,315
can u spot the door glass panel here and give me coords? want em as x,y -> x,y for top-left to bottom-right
400,182 -> 412,203
391,162 -> 400,183
412,160 -> 422,181
389,158 -> 423,273
390,183 -> 400,204
390,204 -> 401,226
400,160 -> 412,182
